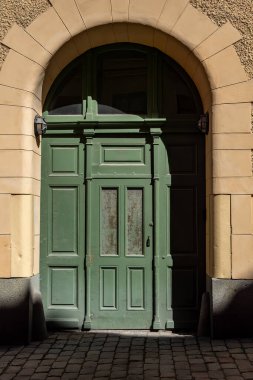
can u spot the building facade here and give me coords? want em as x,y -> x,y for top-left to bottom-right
0,0 -> 252,342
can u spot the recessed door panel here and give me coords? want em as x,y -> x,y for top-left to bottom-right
103,146 -> 145,164
127,267 -> 145,310
50,187 -> 78,254
92,137 -> 151,177
100,267 -> 118,309
51,146 -> 79,175
49,267 -> 77,307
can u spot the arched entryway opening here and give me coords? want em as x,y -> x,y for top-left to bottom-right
41,43 -> 206,331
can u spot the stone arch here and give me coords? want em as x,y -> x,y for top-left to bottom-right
0,0 -> 252,282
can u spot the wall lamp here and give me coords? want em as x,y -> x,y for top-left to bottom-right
198,112 -> 209,135
34,115 -> 47,136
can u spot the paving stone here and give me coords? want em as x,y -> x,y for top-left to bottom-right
5,366 -> 22,374
110,370 -> 127,378
48,368 -> 65,376
65,364 -> 82,373
208,370 -> 226,378
52,361 -> 67,369
18,367 -> 36,376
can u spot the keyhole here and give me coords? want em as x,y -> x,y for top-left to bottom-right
146,236 -> 150,247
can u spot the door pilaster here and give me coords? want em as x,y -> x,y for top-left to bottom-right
151,128 -> 162,330
83,129 -> 95,330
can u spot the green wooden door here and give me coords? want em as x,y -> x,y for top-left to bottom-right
83,135 -> 153,329
40,136 -> 85,328
87,179 -> 153,329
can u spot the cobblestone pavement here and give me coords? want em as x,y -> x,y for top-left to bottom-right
1,330 -> 253,379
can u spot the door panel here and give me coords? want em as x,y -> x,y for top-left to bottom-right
50,187 -> 78,253
100,267 -> 118,309
49,267 -> 78,306
127,267 -> 145,309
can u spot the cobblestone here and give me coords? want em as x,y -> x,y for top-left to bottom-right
1,331 -> 253,379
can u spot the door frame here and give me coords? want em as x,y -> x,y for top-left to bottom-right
41,43 -> 206,330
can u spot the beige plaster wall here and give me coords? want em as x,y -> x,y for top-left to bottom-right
0,0 -> 252,281
0,0 -> 48,278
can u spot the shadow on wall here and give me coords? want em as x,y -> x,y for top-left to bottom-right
211,279 -> 253,338
0,278 -> 47,344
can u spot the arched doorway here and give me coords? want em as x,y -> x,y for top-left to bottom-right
41,43 -> 205,330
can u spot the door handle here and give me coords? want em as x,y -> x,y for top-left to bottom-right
146,236 -> 150,247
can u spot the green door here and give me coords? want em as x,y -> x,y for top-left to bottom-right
88,179 -> 153,329
40,136 -> 85,328
83,135 -> 154,329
